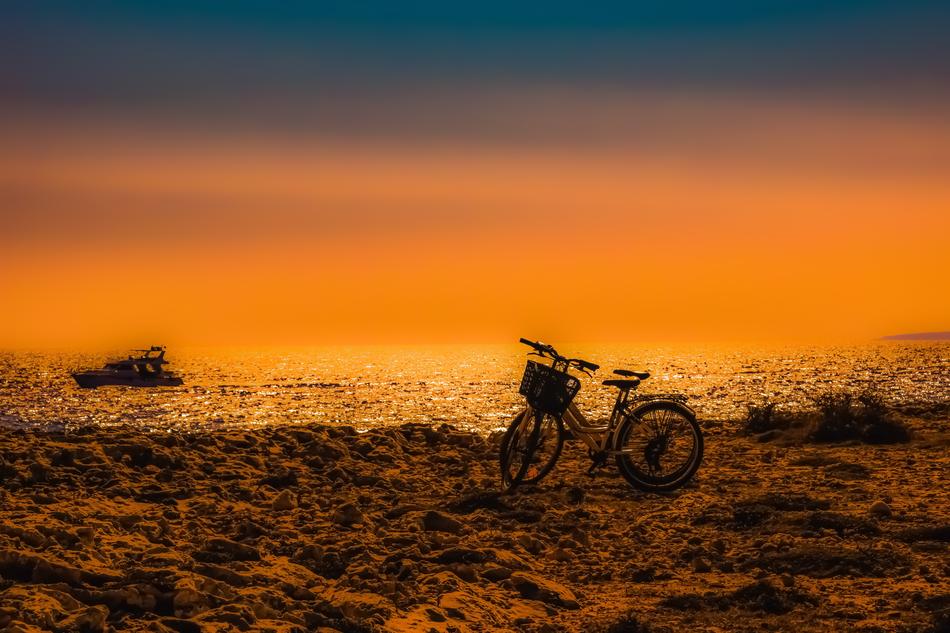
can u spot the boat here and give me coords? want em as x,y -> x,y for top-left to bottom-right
72,346 -> 184,388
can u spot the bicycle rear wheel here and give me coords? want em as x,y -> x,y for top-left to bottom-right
499,408 -> 564,491
614,400 -> 703,492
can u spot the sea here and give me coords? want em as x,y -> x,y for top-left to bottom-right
1,344 -> 947,433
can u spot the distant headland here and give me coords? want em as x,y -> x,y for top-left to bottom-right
881,331 -> 950,341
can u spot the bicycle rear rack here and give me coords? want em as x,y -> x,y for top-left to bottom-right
632,393 -> 689,404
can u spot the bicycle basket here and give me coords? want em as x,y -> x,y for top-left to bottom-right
518,360 -> 581,417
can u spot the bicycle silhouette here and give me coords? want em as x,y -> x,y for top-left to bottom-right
501,338 -> 704,492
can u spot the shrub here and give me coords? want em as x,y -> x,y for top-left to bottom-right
728,578 -> 819,614
743,400 -> 783,434
809,392 -> 862,442
807,391 -> 910,444
857,392 -> 911,444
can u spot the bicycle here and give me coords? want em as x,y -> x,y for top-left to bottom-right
500,338 -> 704,492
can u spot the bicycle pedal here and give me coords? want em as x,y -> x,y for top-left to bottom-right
586,449 -> 608,476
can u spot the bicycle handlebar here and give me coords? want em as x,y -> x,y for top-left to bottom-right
519,338 -> 599,373
519,337 -> 545,351
573,358 -> 600,372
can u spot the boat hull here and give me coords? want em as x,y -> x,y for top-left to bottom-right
72,373 -> 184,388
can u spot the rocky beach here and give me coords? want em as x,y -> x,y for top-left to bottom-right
4,1 -> 950,629
1,408 -> 948,632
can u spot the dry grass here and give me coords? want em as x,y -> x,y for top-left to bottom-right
743,391 -> 912,445
808,391 -> 911,444
743,401 -> 783,434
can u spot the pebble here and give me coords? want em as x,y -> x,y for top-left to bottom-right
332,502 -> 364,526
691,557 -> 712,573
271,489 -> 297,511
481,565 -> 513,582
508,572 -> 580,609
422,510 -> 463,534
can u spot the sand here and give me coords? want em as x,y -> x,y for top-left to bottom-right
0,417 -> 948,632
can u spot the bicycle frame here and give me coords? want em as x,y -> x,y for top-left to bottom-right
561,400 -> 624,453
534,350 -> 695,453
539,353 -> 644,455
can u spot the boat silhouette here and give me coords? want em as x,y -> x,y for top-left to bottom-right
72,346 -> 184,388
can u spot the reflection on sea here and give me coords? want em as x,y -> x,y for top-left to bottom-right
1,344 -> 947,433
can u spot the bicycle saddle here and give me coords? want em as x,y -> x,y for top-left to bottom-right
613,369 -> 651,380
603,378 -> 640,390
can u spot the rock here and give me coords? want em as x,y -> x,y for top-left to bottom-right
351,439 -> 375,456
438,591 -> 468,619
692,557 -> 712,573
481,565 -> 513,582
327,589 -> 394,622
515,534 -> 544,554
57,605 -> 109,632
422,510 -> 463,534
565,487 -> 585,504
331,502 -> 364,526
0,456 -> 15,481
28,461 -> 50,482
204,537 -> 260,561
194,563 -> 251,587
757,430 -> 784,443
549,548 -> 573,562
19,528 -> 46,548
570,528 -> 590,548
557,537 -> 580,550
259,468 -> 299,489
869,500 -> 892,517
445,432 -> 476,448
161,617 -> 203,633
195,607 -> 255,630
426,606 -> 447,622
117,514 -> 143,529
75,527 -> 96,546
431,547 -> 488,564
32,558 -> 83,586
508,572 -> 580,609
445,563 -> 477,582
421,427 -> 446,444
272,489 -> 297,511
315,551 -> 348,579
326,467 -> 351,483
172,584 -> 207,618
629,566 -> 656,583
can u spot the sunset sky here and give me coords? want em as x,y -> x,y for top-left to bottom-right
2,1 -> 949,347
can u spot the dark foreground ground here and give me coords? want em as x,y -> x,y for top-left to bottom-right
0,415 -> 948,632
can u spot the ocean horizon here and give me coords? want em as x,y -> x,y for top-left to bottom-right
3,342 -> 947,433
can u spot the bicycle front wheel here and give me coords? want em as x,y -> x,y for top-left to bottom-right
499,408 -> 564,491
614,400 -> 703,492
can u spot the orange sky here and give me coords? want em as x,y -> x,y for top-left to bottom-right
1,94 -> 948,348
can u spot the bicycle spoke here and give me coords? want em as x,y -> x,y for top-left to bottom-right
500,408 -> 564,489
621,405 -> 698,483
